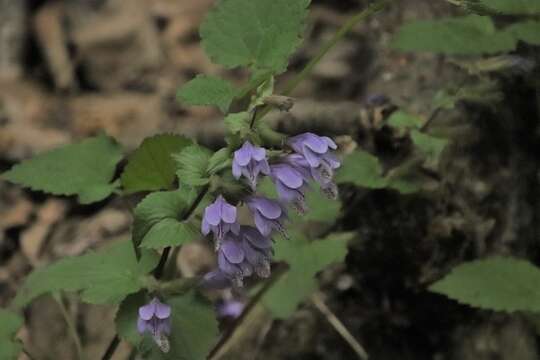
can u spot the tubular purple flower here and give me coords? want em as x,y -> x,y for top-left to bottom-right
286,133 -> 341,199
270,163 -> 310,214
205,226 -> 273,288
288,132 -> 339,168
137,297 -> 171,353
201,195 -> 240,247
232,141 -> 271,190
246,196 -> 288,237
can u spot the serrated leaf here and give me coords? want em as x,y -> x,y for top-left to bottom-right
200,0 -> 310,73
224,112 -> 251,137
292,188 -> 341,224
177,75 -> 238,113
430,257 -> 540,312
174,145 -> 212,186
478,0 -> 540,15
133,190 -> 199,250
2,135 -> 122,204
0,310 -> 23,360
14,240 -> 159,308
335,150 -> 388,189
121,135 -> 192,194
207,148 -> 232,175
411,130 -> 448,169
263,232 -> 351,318
138,292 -> 219,360
506,21 -> 540,46
391,15 -> 516,55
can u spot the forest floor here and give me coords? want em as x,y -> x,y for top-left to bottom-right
1,0 -> 539,359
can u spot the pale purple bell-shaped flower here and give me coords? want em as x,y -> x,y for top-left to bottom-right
269,163 -> 310,214
246,196 -> 288,237
204,226 -> 273,288
137,297 -> 171,353
201,195 -> 240,247
287,132 -> 339,169
285,153 -> 339,200
232,141 -> 271,190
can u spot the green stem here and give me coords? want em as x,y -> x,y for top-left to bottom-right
283,0 -> 390,96
254,0 -> 390,124
54,294 -> 84,360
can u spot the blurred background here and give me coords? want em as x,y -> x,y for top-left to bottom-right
1,0 -> 540,359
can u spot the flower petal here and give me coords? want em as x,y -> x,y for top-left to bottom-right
137,318 -> 148,334
248,197 -> 282,219
272,165 -> 304,189
218,252 -> 241,275
302,133 -> 329,154
234,142 -> 253,166
322,136 -> 338,150
204,202 -> 221,226
220,201 -> 237,224
253,211 -> 272,236
303,147 -> 322,168
221,238 -> 245,264
154,299 -> 171,319
242,226 -> 272,249
138,301 -> 156,321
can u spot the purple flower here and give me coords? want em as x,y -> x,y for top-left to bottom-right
202,195 -> 240,247
232,141 -> 270,190
137,297 -> 171,352
285,154 -> 338,199
246,196 -> 288,237
286,133 -> 341,199
217,299 -> 245,319
270,163 -> 310,214
205,226 -> 273,288
288,132 -> 339,168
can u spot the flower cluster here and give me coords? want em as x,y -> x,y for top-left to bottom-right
201,132 -> 340,288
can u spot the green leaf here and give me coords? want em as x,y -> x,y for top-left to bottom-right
0,309 -> 23,360
2,135 -> 122,204
174,145 -> 212,186
293,188 -> 341,224
224,112 -> 251,137
207,148 -> 232,175
121,134 -> 192,194
335,150 -> 388,189
478,0 -> 540,15
133,190 -> 199,250
116,292 -> 147,345
386,111 -> 423,130
176,75 -> 238,113
250,76 -> 274,110
139,292 -> 219,360
263,232 -> 351,318
430,257 -> 540,312
391,15 -> 516,55
14,240 -> 159,308
506,21 -> 540,46
200,0 -> 310,73
411,130 -> 448,169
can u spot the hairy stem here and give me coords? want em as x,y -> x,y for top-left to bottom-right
54,294 -> 84,360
